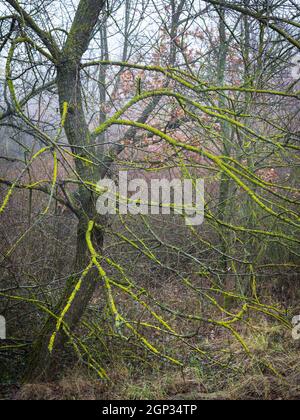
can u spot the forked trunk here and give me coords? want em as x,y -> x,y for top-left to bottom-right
24,213 -> 104,383
23,0 -> 107,383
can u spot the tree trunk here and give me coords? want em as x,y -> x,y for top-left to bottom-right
24,0 -> 106,383
216,5 -> 232,274
24,212 -> 104,383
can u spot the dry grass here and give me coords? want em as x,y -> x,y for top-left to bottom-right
15,317 -> 300,400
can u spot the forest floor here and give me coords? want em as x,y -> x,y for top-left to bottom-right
11,330 -> 300,400
4,307 -> 300,400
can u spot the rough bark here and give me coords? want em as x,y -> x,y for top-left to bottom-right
216,5 -> 231,273
24,217 -> 104,382
24,0 -> 106,383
